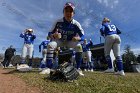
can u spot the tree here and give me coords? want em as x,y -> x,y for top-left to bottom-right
122,45 -> 137,64
0,53 -> 4,61
122,45 -> 137,71
137,54 -> 140,63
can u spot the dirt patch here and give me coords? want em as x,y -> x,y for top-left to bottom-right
0,68 -> 42,93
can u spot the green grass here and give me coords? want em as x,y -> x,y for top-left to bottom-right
9,69 -> 140,93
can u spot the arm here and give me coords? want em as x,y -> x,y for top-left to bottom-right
20,30 -> 27,38
88,39 -> 93,46
77,22 -> 84,41
86,40 -> 93,48
14,49 -> 16,55
116,27 -> 121,34
80,35 -> 85,41
20,33 -> 25,38
39,42 -> 43,52
100,25 -> 105,37
32,34 -> 36,39
74,21 -> 85,41
48,20 -> 60,40
100,29 -> 104,36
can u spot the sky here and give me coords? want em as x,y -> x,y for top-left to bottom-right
0,0 -> 140,57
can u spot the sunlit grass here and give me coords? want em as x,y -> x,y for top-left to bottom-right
8,69 -> 140,93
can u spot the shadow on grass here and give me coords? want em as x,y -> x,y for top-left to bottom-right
43,76 -> 78,84
44,73 -> 80,84
2,68 -> 40,74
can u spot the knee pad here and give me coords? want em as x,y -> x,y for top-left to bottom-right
48,41 -> 57,49
21,57 -> 26,64
75,44 -> 83,52
46,49 -> 54,60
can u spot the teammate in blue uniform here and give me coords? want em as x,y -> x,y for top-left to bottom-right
17,28 -> 36,71
82,39 -> 93,72
39,37 -> 50,70
48,2 -> 85,76
39,41 -> 57,74
100,17 -> 125,75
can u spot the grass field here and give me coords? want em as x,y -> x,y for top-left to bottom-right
7,69 -> 140,93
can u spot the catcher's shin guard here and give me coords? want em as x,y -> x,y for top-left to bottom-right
20,58 -> 25,64
46,49 -> 55,69
46,59 -> 53,69
40,60 -> 46,68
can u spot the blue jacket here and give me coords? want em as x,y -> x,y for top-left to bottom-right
39,40 -> 50,52
82,41 -> 93,52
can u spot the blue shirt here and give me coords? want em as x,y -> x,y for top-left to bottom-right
20,33 -> 36,44
82,41 -> 93,52
100,22 -> 121,36
39,40 -> 50,51
49,17 -> 85,41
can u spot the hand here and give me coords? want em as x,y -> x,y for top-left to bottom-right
22,30 -> 27,34
53,32 -> 61,39
72,36 -> 81,42
24,29 -> 29,33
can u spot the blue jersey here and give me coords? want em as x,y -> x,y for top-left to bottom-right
49,17 -> 84,41
39,40 -> 50,51
100,22 -> 121,36
20,33 -> 36,44
82,41 -> 93,52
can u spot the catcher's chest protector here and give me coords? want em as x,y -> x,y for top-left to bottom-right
50,62 -> 79,81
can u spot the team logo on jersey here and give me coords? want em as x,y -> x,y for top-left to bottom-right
67,31 -> 74,35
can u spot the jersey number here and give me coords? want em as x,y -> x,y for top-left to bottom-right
108,25 -> 116,31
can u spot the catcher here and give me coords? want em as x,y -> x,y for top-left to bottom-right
39,36 -> 50,71
48,2 -> 85,76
